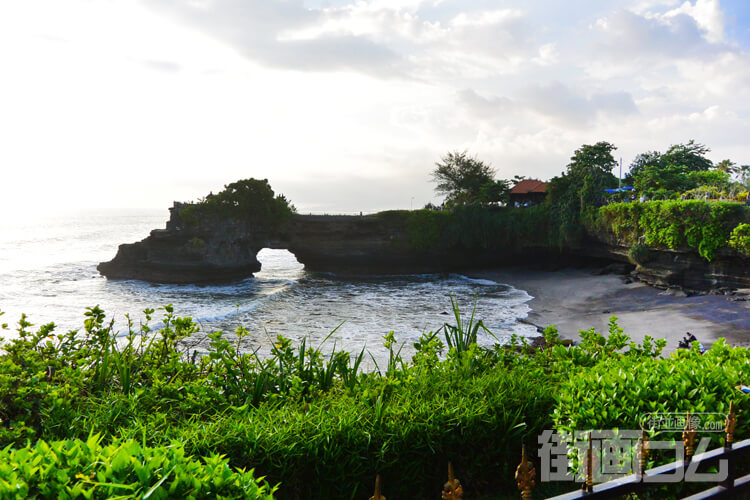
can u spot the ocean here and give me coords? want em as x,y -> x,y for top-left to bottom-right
0,209 -> 538,364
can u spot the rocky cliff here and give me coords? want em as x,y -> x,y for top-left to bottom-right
585,233 -> 750,291
99,204 -> 551,283
99,202 -> 750,289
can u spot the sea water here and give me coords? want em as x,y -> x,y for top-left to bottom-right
0,209 -> 538,364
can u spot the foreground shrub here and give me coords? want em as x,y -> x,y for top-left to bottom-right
553,339 -> 750,452
1,305 -> 746,498
98,357 -> 555,499
0,435 -> 276,499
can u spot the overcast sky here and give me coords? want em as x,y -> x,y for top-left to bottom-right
2,0 -> 749,213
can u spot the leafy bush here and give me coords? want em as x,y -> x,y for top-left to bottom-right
179,179 -> 295,228
682,185 -> 726,200
729,223 -> 750,256
0,435 -> 276,499
553,339 -> 750,450
595,200 -> 749,261
387,204 -> 562,252
0,305 -> 557,498
2,304 -> 747,498
404,209 -> 451,249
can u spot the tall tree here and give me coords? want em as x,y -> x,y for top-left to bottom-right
546,141 -> 618,243
431,151 -> 496,207
566,141 -> 618,210
661,140 -> 713,172
627,140 -> 715,198
715,159 -> 738,176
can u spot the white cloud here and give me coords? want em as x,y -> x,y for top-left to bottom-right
1,0 -> 750,213
662,0 -> 725,43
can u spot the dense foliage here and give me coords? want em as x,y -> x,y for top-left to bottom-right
431,150 -> 510,207
545,141 -> 619,245
592,200 -> 749,261
2,304 -> 750,498
624,141 -> 750,201
554,338 -> 750,448
379,204 -> 560,252
729,223 -> 750,256
179,179 -> 296,227
0,436 -> 275,499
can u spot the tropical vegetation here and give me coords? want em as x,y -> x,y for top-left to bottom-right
178,178 -> 296,227
1,303 -> 748,498
423,140 -> 750,260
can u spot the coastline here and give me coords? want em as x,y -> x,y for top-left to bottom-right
469,267 -> 750,353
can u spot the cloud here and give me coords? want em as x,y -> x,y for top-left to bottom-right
591,8 -> 719,61
147,0 -> 403,76
142,59 -> 182,73
456,88 -> 513,120
662,0 -> 725,43
459,83 -> 637,127
7,0 -> 750,214
146,1 -> 545,80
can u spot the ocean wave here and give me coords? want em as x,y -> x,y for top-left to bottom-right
450,274 -> 499,286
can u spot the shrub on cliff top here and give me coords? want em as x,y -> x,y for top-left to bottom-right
729,223 -> 750,256
179,178 -> 295,227
595,200 -> 749,261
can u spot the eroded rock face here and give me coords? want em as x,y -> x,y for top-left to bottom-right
99,203 -> 574,282
98,206 -> 467,282
583,232 -> 750,291
97,221 -> 265,283
99,202 -> 750,288
630,249 -> 750,290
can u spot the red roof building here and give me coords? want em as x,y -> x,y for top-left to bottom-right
509,179 -> 547,206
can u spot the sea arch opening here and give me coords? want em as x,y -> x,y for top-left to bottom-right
254,248 -> 305,280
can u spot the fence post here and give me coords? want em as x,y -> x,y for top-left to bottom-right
722,401 -> 737,489
683,411 -> 696,463
584,432 -> 594,493
637,430 -> 649,479
515,446 -> 535,500
369,474 -> 385,500
442,462 -> 463,500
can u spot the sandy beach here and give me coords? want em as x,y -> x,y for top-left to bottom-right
469,267 -> 750,353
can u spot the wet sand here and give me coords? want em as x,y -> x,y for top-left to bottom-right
469,268 -> 750,353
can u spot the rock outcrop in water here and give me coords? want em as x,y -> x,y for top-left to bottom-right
98,203 -> 550,283
99,201 -> 750,290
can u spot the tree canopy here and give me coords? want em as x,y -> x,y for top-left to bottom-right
431,151 -> 508,207
625,140 -> 715,197
180,178 -> 296,226
545,141 -> 618,244
547,142 -> 618,210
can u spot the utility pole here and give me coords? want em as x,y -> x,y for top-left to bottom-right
619,157 -> 622,190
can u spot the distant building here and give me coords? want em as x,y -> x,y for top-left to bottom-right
509,179 -> 548,206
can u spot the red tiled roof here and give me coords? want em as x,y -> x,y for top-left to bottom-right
511,179 -> 547,194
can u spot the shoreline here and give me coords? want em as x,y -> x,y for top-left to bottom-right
468,267 -> 750,353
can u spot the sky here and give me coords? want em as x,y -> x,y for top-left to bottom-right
1,0 -> 749,214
